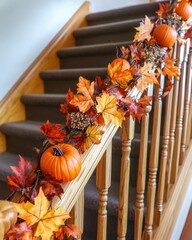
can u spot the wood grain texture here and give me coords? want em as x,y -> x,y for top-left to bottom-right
153,82 -> 173,227
180,46 -> 192,163
164,42 -> 178,201
0,1 -> 90,153
143,76 -> 164,240
118,117 -> 135,240
135,85 -> 153,240
96,141 -> 112,240
153,141 -> 192,240
171,43 -> 187,183
69,190 -> 84,239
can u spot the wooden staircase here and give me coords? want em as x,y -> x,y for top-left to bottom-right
0,1 -> 192,240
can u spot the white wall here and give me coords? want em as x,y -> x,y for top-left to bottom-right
0,0 -> 147,101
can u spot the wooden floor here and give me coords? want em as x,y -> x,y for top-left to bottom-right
180,204 -> 192,240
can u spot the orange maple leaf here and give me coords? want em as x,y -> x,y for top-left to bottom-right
70,76 -> 94,113
96,93 -> 125,127
54,224 -> 82,239
14,188 -> 70,240
134,16 -> 154,42
161,57 -> 179,80
137,62 -> 159,92
108,58 -> 132,89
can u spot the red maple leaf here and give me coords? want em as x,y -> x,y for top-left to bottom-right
39,174 -> 64,201
7,155 -> 36,195
54,224 -> 82,239
40,120 -> 65,145
106,86 -> 127,100
156,3 -> 170,18
60,89 -> 78,114
5,222 -> 33,240
94,76 -> 107,95
119,96 -> 148,122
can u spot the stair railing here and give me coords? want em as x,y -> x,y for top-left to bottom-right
50,40 -> 191,240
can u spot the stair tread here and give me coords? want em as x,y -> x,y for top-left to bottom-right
0,120 -> 43,137
73,18 -> 141,37
86,2 -> 159,25
85,176 -> 136,221
21,93 -> 66,105
40,68 -> 107,80
57,41 -> 131,57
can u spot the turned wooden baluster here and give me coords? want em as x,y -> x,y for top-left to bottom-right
187,99 -> 192,145
153,76 -> 173,227
142,75 -> 164,240
134,85 -> 153,240
118,117 -> 135,240
165,41 -> 183,196
170,41 -> 187,183
180,42 -> 192,163
96,141 -> 112,240
69,191 -> 84,240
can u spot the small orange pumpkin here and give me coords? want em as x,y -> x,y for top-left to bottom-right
153,24 -> 177,47
40,143 -> 81,183
175,1 -> 192,21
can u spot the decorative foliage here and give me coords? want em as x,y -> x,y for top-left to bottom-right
10,188 -> 70,240
4,1 -> 192,239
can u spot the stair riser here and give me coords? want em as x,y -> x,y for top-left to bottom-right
60,52 -> 116,69
86,3 -> 159,25
42,71 -> 107,94
5,134 -> 42,158
25,105 -> 64,124
75,31 -> 135,46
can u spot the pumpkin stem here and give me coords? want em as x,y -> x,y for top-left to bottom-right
53,146 -> 64,156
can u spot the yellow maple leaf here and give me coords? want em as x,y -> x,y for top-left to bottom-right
136,62 -> 159,92
14,188 -> 70,240
134,16 -> 154,42
70,76 -> 95,113
162,58 -> 179,80
96,93 -> 125,127
84,125 -> 104,150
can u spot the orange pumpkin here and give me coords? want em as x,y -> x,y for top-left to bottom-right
175,1 -> 192,21
40,143 -> 81,183
110,58 -> 130,71
153,24 -> 177,47
0,200 -> 17,239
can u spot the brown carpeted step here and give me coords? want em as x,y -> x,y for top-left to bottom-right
86,2 -> 160,25
40,68 -> 107,93
21,94 -> 66,123
73,19 -> 142,46
57,41 -> 131,69
0,120 -> 43,158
